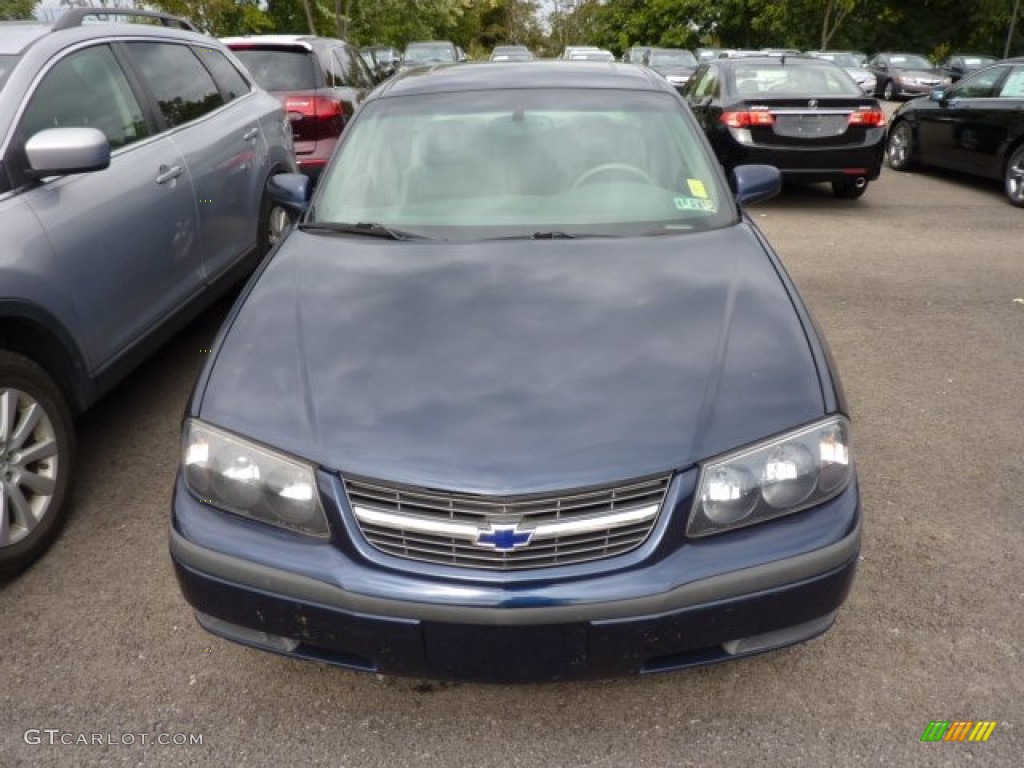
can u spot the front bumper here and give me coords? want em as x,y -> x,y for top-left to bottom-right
170,472 -> 861,682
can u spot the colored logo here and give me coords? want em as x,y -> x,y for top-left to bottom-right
475,523 -> 533,552
920,721 -> 997,742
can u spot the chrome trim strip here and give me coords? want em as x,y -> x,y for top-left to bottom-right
352,502 -> 660,542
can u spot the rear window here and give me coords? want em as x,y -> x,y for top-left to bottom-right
231,48 -> 317,91
732,63 -> 862,96
0,54 -> 16,91
312,88 -> 732,240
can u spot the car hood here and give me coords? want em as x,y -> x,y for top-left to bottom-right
893,68 -> 944,79
196,227 -> 825,494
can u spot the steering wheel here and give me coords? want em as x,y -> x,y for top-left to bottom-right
572,163 -> 656,189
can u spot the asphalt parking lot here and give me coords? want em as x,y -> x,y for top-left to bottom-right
2,159 -> 1022,766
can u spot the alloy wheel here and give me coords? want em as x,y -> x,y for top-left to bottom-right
0,387 -> 59,548
887,122 -> 913,170
1005,147 -> 1024,207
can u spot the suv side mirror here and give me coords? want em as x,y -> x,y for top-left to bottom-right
929,87 -> 947,102
25,127 -> 110,177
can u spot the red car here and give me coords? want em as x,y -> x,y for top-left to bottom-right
223,35 -> 373,184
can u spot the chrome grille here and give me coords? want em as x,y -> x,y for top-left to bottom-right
344,474 -> 672,570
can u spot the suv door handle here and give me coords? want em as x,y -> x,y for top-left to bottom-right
243,127 -> 259,141
155,165 -> 183,184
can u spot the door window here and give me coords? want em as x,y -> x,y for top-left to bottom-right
196,47 -> 251,103
953,65 -> 1008,99
19,45 -> 148,149
126,42 -> 224,127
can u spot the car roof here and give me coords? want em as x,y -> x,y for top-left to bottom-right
374,61 -> 668,98
0,14 -> 215,57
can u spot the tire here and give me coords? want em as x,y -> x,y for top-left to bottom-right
1004,145 -> 1024,207
257,186 -> 293,259
887,121 -> 915,171
0,351 -> 75,579
883,80 -> 895,101
832,178 -> 868,199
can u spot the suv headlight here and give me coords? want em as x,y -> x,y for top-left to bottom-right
688,417 -> 853,537
182,419 -> 329,537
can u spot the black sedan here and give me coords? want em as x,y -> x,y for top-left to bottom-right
641,47 -> 698,91
866,52 -> 951,100
939,54 -> 999,83
682,55 -> 887,198
171,62 -> 860,682
886,58 -> 1024,206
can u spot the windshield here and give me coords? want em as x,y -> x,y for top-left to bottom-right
650,50 -> 697,67
311,89 -> 732,240
404,44 -> 455,64
0,54 -> 16,91
888,54 -> 932,69
231,48 -> 316,91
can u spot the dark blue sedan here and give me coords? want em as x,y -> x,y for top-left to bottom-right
170,62 -> 861,682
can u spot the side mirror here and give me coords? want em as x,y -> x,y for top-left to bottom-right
929,87 -> 946,102
268,173 -> 311,214
25,127 -> 110,177
732,164 -> 781,205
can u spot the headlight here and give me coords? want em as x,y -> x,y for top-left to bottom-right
183,419 -> 329,537
688,417 -> 853,537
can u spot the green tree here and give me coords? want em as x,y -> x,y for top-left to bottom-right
149,1 -> 271,36
0,0 -> 36,21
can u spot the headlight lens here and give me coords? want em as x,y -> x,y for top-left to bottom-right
183,419 -> 329,537
688,417 -> 853,537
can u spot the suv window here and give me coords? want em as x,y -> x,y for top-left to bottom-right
18,45 -> 148,150
336,46 -> 373,89
195,47 -> 251,102
126,42 -> 224,127
320,45 -> 350,87
0,54 -> 16,90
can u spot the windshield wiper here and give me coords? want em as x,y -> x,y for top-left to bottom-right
529,231 -> 578,239
297,221 -> 430,241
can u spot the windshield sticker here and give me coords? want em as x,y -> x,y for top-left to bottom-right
687,179 -> 709,198
675,196 -> 717,212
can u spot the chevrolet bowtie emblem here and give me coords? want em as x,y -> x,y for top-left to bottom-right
475,523 -> 533,552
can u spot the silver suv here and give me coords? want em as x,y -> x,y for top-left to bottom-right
0,8 -> 296,576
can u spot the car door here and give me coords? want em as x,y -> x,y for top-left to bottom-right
917,65 -> 1010,173
123,41 -> 263,283
960,65 -> 1024,178
4,43 -> 201,370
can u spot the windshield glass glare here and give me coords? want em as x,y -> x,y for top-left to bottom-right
311,89 -> 733,240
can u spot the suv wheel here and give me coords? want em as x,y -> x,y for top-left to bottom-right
0,351 -> 74,578
258,188 -> 292,258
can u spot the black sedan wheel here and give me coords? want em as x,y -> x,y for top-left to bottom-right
887,121 -> 915,171
1005,146 -> 1024,207
0,352 -> 74,578
883,80 -> 896,100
